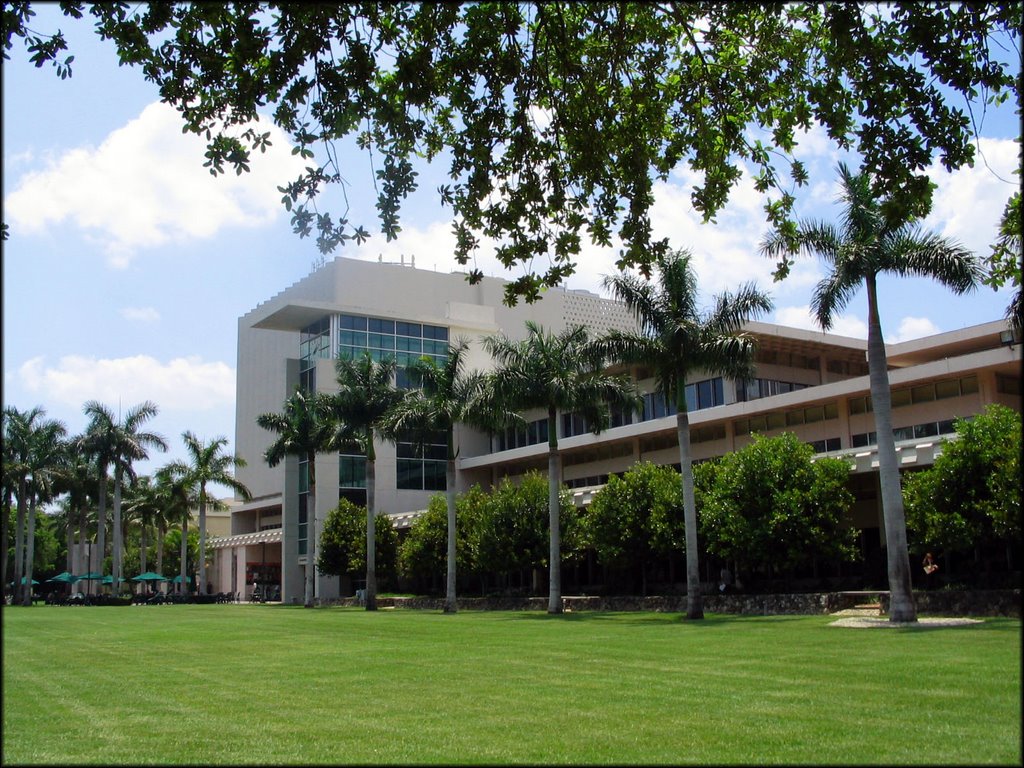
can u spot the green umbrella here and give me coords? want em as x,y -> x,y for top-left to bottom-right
100,575 -> 127,585
9,577 -> 39,585
172,575 -> 192,584
47,571 -> 81,584
132,571 -> 168,582
78,571 -> 105,581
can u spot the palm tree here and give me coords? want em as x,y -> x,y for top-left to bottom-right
165,432 -> 251,595
330,352 -> 408,611
761,162 -> 982,623
51,444 -> 95,575
600,249 -> 773,620
387,338 -> 520,613
106,402 -> 167,594
153,464 -> 195,593
257,387 -> 336,607
4,407 -> 68,604
123,475 -> 159,575
484,321 -> 641,614
80,402 -> 119,580
2,407 -> 26,602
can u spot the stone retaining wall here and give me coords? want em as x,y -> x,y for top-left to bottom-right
325,589 -> 1019,617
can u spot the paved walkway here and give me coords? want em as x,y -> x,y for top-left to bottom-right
829,606 -> 983,628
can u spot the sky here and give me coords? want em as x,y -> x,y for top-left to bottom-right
3,6 -> 1020,494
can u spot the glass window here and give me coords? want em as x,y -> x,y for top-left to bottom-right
766,412 -> 785,430
893,426 -> 914,441
914,422 -> 939,438
396,336 -> 422,353
960,375 -> 979,394
937,419 -> 956,435
786,410 -> 805,426
824,402 -> 839,420
368,333 -> 396,350
684,384 -> 696,413
911,384 -> 935,404
369,318 -> 395,334
804,405 -> 824,423
339,455 -> 366,488
424,461 -> 447,491
340,315 -> 367,331
396,459 -> 424,490
891,389 -> 912,408
935,379 -> 961,399
394,321 -> 420,337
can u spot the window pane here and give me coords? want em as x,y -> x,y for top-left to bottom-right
911,384 -> 935,403
766,412 -> 785,430
368,333 -> 396,350
914,422 -> 939,438
935,379 -> 960,399
369,318 -> 395,334
804,406 -> 824,423
340,315 -> 367,330
396,459 -> 423,490
396,321 -> 421,337
891,389 -> 912,408
960,375 -> 979,394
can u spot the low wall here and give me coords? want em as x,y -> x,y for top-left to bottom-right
326,589 -> 1020,617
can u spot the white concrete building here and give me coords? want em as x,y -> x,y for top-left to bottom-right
210,256 -> 1022,602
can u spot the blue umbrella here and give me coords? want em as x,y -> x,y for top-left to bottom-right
172,575 -> 192,584
9,577 -> 39,586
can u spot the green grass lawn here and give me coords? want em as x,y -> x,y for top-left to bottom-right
3,605 -> 1020,765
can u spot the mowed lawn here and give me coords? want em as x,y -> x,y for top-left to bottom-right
2,605 -> 1020,765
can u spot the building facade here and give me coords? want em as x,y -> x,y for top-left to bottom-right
210,256 -> 1022,602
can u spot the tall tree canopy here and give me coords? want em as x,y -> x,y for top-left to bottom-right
3,3 -> 1018,301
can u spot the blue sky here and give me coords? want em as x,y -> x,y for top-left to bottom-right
3,6 -> 1020,489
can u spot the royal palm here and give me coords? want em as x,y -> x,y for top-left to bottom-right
258,387 -> 336,607
166,432 -> 251,595
761,162 -> 982,622
600,250 -> 772,620
330,352 -> 406,611
388,339 -> 518,613
484,322 -> 640,614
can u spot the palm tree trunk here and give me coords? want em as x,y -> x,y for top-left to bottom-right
1,489 -> 10,602
14,480 -> 27,596
77,504 -> 87,578
23,495 -> 37,606
113,466 -> 123,595
95,466 -> 108,577
198,486 -> 208,596
66,508 -> 74,574
547,408 -> 562,614
677,405 -> 704,620
865,275 -> 917,622
444,456 -> 458,614
365,451 -> 378,611
304,454 -> 316,608
156,522 -> 165,586
140,522 -> 148,574
180,518 -> 188,594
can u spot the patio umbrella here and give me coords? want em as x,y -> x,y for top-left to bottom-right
132,571 -> 168,582
9,577 -> 39,585
78,571 -> 105,581
171,575 -> 192,584
100,576 -> 127,585
47,571 -> 81,584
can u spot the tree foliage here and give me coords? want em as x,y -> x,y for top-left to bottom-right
4,2 -> 1018,302
398,488 -> 487,592
318,497 -> 398,586
583,462 -> 684,595
697,433 -> 857,578
903,404 -> 1022,554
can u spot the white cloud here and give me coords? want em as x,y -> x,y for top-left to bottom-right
889,316 -> 941,343
4,101 -> 307,267
923,136 -> 1018,259
120,306 -> 160,323
17,354 -> 235,411
773,304 -> 868,339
